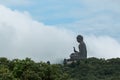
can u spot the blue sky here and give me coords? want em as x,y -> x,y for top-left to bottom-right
6,0 -> 84,25
1,0 -> 120,25
0,0 -> 120,62
2,0 -> 119,37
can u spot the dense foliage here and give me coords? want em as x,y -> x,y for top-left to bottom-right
0,57 -> 70,80
0,57 -> 120,80
64,57 -> 120,80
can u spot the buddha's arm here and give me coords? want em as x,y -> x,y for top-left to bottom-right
73,47 -> 78,53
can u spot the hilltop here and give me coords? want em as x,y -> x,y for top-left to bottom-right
0,57 -> 120,80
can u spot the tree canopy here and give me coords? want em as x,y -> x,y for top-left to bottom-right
0,57 -> 120,80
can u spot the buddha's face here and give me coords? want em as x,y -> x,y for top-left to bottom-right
77,38 -> 82,43
76,35 -> 83,43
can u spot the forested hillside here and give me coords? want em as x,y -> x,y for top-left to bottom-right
64,58 -> 120,80
0,57 -> 120,80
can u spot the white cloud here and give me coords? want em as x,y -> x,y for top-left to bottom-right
0,5 -> 120,63
86,35 -> 120,59
0,5 -> 75,63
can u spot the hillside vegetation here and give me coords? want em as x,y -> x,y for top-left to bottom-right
0,57 -> 120,80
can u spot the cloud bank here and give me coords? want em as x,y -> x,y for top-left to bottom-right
86,35 -> 120,59
0,5 -> 120,63
0,5 -> 75,63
